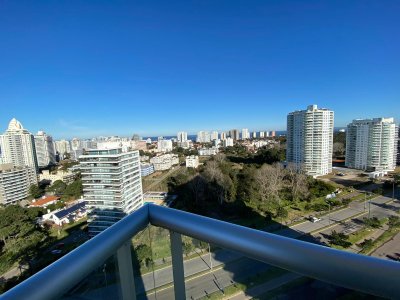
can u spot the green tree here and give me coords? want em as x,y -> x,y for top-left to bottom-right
276,206 -> 288,219
363,217 -> 381,228
29,184 -> 44,199
329,230 -> 351,248
0,205 -> 48,258
135,244 -> 152,267
61,179 -> 83,201
46,180 -> 67,195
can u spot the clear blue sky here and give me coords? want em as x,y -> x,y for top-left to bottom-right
0,1 -> 399,139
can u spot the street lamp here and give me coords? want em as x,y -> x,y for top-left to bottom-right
326,201 -> 331,226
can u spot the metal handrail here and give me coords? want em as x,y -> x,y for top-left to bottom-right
150,205 -> 400,299
2,204 -> 400,300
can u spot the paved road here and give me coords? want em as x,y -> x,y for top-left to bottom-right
371,231 -> 400,261
135,250 -> 242,293
312,200 -> 400,250
275,195 -> 397,239
142,258 -> 273,300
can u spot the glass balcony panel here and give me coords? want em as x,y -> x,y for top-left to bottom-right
179,238 -> 381,300
61,255 -> 122,300
131,225 -> 175,300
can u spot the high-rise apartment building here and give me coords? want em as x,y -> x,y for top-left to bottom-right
220,132 -> 227,140
260,131 -> 265,138
34,131 -> 56,168
0,163 -> 37,205
54,140 -> 71,158
196,131 -> 211,143
345,118 -> 397,171
242,129 -> 250,140
0,118 -> 38,172
252,131 -> 257,139
177,131 -> 188,143
223,137 -> 234,147
397,127 -> 400,166
157,139 -> 173,152
286,105 -> 334,176
229,129 -> 240,141
211,131 -> 219,141
80,148 -> 143,237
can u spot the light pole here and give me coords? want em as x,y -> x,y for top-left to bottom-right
364,192 -> 366,211
393,180 -> 395,202
327,201 -> 331,226
208,243 -> 213,270
368,199 -> 371,219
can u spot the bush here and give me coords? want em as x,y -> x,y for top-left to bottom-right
329,230 -> 351,248
363,217 -> 381,228
388,216 -> 400,228
312,203 -> 329,212
342,198 -> 351,206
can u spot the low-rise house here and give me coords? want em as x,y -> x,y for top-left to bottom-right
198,147 -> 218,156
150,154 -> 179,171
42,201 -> 86,226
30,195 -> 60,208
39,170 -> 75,185
186,155 -> 199,168
140,163 -> 155,177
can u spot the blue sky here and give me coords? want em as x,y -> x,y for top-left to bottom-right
0,1 -> 399,139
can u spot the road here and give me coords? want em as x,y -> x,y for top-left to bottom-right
312,199 -> 400,250
275,194 -> 398,239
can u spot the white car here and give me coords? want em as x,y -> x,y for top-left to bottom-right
310,216 -> 321,223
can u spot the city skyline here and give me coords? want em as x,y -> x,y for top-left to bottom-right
1,1 -> 399,139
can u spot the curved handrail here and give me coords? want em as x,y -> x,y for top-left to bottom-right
149,205 -> 400,299
2,203 -> 400,299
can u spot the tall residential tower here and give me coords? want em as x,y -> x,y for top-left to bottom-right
34,131 -> 56,168
80,148 -> 143,237
345,118 -> 397,171
286,105 -> 334,176
0,118 -> 38,172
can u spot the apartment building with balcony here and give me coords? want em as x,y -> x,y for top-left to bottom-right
345,118 -> 398,171
185,155 -> 199,168
79,148 -> 143,237
286,105 -> 334,176
0,163 -> 37,205
0,118 -> 38,172
34,131 -> 56,168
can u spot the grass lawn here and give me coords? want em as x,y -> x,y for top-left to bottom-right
49,217 -> 88,240
360,227 -> 400,255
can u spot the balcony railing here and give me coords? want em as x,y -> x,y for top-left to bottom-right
2,204 -> 400,300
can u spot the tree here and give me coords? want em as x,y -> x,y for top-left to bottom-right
286,163 -> 309,201
363,217 -> 381,228
329,230 -> 351,248
135,244 -> 152,267
276,206 -> 288,219
29,184 -> 44,199
254,164 -> 284,213
0,205 -> 48,259
333,142 -> 345,158
203,161 -> 230,205
61,179 -> 83,201
187,175 -> 207,207
388,216 -> 400,228
46,180 -> 67,195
